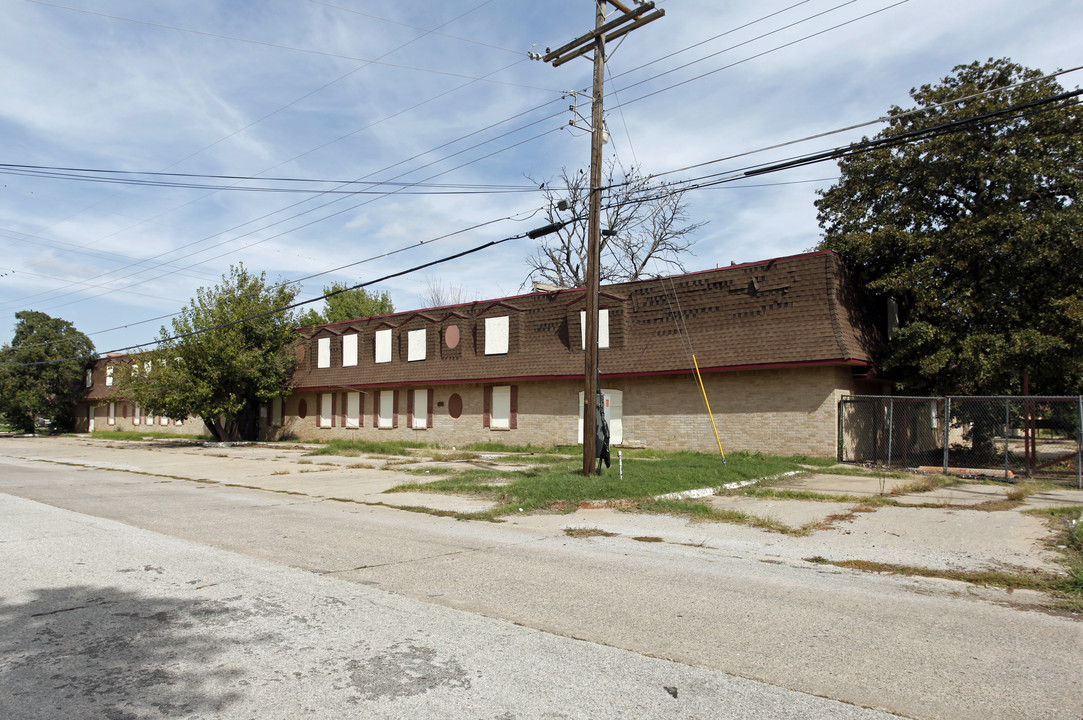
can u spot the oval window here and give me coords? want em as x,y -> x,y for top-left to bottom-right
445,324 -> 460,349
448,393 -> 463,419
297,398 -> 308,419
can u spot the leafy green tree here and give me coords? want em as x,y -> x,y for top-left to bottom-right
116,265 -> 299,441
0,311 -> 95,433
816,58 -> 1083,395
297,283 -> 393,326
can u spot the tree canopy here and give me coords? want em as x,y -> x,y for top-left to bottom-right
297,283 -> 393,326
0,311 -> 95,433
816,58 -> 1083,395
116,265 -> 300,441
525,160 -> 704,288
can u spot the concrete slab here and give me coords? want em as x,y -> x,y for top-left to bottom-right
772,472 -> 900,497
702,495 -> 854,529
891,483 -> 1011,507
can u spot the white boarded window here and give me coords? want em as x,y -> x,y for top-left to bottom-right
317,337 -> 331,368
484,316 -> 509,355
375,329 -> 392,364
108,402 -> 116,426
271,397 -> 283,427
133,405 -> 140,425
412,389 -> 427,429
346,392 -> 360,428
319,392 -> 333,428
378,390 -> 395,428
106,365 -> 114,386
491,385 -> 511,429
580,308 -> 610,349
407,329 -> 427,361
160,415 -> 169,426
86,369 -> 93,388
342,333 -> 358,367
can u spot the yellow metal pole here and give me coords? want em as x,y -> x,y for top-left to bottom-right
692,354 -> 726,463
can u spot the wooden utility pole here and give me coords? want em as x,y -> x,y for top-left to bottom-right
542,0 -> 664,476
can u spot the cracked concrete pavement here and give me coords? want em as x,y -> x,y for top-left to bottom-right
2,435 -> 1081,719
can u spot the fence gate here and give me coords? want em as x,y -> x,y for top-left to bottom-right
839,395 -> 1083,488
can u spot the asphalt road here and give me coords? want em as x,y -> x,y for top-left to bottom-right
2,440 -> 1081,719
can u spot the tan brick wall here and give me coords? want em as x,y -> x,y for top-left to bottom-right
277,366 -> 861,457
76,400 -> 209,435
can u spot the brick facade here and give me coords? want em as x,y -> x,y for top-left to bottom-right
77,252 -> 885,456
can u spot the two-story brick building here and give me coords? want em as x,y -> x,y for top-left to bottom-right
279,251 -> 883,456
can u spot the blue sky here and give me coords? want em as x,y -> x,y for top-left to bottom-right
1,0 -> 1080,353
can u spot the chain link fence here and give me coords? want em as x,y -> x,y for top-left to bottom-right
839,395 -> 1083,488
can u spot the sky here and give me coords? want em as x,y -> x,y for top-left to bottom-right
1,0 -> 1080,354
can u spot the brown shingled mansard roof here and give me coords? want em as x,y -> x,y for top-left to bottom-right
292,251 -> 880,390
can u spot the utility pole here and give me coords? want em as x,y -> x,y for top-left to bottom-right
542,1 -> 664,476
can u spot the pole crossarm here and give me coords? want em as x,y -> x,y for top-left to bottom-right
542,2 -> 663,67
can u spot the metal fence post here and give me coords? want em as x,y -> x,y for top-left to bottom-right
1005,397 -> 1011,478
943,397 -> 951,474
1077,395 -> 1082,490
887,399 -> 894,468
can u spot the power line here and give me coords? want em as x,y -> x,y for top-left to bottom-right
0,164 -> 542,195
608,1 -> 910,111
644,66 -> 1083,183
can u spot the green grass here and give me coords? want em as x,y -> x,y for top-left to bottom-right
305,438 -> 438,456
387,450 -> 807,517
458,441 -> 571,454
647,498 -> 808,534
89,430 -> 211,441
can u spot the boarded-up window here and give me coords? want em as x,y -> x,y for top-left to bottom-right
378,390 -> 395,428
407,329 -> 427,362
86,369 -> 93,388
271,397 -> 282,427
342,333 -> 358,367
317,337 -> 331,368
484,316 -> 509,355
410,389 -> 433,429
375,329 -> 392,364
580,308 -> 610,349
319,392 -> 333,428
345,392 -> 361,428
133,406 -> 140,425
108,402 -> 115,426
490,385 -> 512,429
106,365 -> 114,386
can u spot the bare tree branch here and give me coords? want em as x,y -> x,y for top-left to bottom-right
525,160 -> 705,289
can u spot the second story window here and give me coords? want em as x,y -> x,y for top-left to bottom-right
484,316 -> 509,355
580,308 -> 610,349
342,333 -> 358,367
407,329 -> 427,362
375,329 -> 392,364
317,337 -> 331,368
